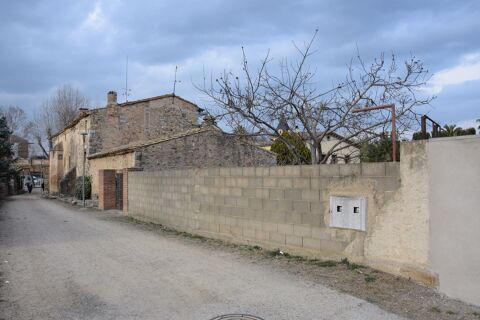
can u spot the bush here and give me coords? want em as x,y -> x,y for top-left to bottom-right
360,135 -> 400,162
270,131 -> 311,165
75,176 -> 92,200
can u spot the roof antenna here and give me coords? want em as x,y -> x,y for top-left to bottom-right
172,65 -> 181,104
122,56 -> 131,102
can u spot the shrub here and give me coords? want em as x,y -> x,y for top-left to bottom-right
75,176 -> 92,200
270,131 -> 311,165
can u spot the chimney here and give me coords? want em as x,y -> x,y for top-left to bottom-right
79,107 -> 89,116
107,91 -> 117,107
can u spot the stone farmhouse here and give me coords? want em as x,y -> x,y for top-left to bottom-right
49,91 -> 275,201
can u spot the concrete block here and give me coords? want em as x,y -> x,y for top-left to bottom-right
277,223 -> 294,235
309,202 -> 324,215
242,188 -> 256,198
268,210 -> 286,223
302,213 -> 322,226
269,189 -> 284,200
248,178 -> 263,187
294,224 -> 312,237
214,196 -> 225,206
255,229 -> 269,241
278,178 -> 293,188
224,196 -> 237,207
293,178 -> 310,189
248,198 -> 263,209
339,164 -> 361,176
293,200 -> 310,213
243,228 -> 255,239
262,222 -> 278,232
219,224 -> 231,234
269,232 -> 286,244
311,227 -> 331,240
300,165 -> 319,177
246,219 -> 262,230
255,188 -> 269,199
319,164 -> 340,177
286,235 -> 303,247
302,189 -> 320,201
230,226 -> 243,237
385,162 -> 400,177
303,237 -> 321,250
320,239 -> 346,253
284,166 -> 301,177
242,167 -> 256,176
263,177 -> 277,188
214,215 -> 226,225
236,177 -> 249,188
311,177 -> 329,190
284,189 -> 302,200
373,176 -> 401,191
204,177 -> 215,186
361,162 -> 386,176
230,167 -> 243,176
269,166 -> 285,177
214,177 -> 225,187
219,168 -> 230,176
236,197 -> 249,208
226,216 -> 238,226
228,188 -> 242,197
263,199 -> 278,211
225,178 -> 237,187
284,212 -> 302,224
255,167 -> 269,176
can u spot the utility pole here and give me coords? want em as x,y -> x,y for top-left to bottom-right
353,104 -> 397,162
80,120 -> 88,206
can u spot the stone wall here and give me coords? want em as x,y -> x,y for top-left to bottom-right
138,129 -> 276,170
88,97 -> 199,155
49,94 -> 200,194
126,160 -> 436,283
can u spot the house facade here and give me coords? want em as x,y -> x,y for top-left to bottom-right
49,91 -> 275,199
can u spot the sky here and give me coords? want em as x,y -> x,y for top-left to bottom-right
0,0 -> 479,130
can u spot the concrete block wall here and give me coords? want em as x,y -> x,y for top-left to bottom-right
128,163 -> 401,263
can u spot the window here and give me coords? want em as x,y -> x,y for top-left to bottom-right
345,155 -> 350,164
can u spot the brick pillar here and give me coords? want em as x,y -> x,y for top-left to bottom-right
98,169 -> 116,210
122,167 -> 143,216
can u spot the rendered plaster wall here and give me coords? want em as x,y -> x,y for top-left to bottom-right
428,136 -> 480,306
89,152 -> 135,199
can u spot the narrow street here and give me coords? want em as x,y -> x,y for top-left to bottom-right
0,191 -> 402,320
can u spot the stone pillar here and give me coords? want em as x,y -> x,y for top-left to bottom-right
98,169 -> 116,210
122,167 -> 143,216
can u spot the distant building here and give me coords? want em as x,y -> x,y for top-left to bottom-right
9,135 -> 29,159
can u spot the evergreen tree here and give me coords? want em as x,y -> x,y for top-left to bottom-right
361,135 -> 400,162
0,116 -> 14,180
270,131 -> 311,165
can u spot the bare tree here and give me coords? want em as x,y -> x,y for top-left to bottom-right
198,31 -> 433,164
33,84 -> 90,156
0,105 -> 28,136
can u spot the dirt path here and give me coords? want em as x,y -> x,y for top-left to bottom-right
0,192 -> 478,320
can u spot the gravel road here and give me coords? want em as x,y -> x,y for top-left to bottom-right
0,191 -> 404,320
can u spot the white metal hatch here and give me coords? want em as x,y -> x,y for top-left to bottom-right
329,196 -> 367,231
